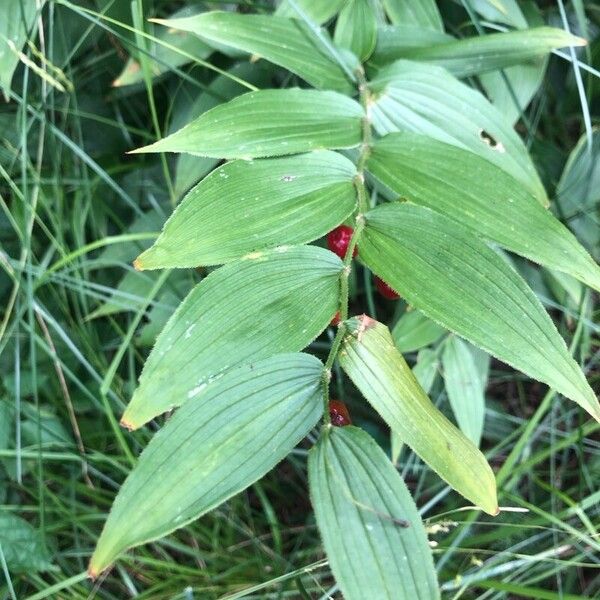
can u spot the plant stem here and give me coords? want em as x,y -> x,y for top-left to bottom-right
321,67 -> 374,426
321,323 -> 348,425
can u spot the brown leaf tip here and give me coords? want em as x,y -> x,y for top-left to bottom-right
132,257 -> 144,271
119,417 -> 135,431
356,314 -> 377,342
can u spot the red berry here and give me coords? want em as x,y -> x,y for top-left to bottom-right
329,400 -> 352,427
375,276 -> 400,300
327,225 -> 357,259
330,311 -> 341,326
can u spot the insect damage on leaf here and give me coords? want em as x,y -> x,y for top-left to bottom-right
479,129 -> 505,153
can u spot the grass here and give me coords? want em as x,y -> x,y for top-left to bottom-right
1,0 -> 599,598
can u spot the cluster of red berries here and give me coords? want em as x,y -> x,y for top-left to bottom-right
327,225 -> 400,301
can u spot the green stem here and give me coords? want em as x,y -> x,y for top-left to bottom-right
322,324 -> 347,426
321,66 -> 373,427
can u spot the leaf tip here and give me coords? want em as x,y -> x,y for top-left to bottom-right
133,256 -> 144,271
119,416 -> 136,431
127,145 -> 149,155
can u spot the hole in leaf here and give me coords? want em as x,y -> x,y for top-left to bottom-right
479,129 -> 505,153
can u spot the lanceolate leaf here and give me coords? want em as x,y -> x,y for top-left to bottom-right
382,0 -> 443,31
172,62 -> 274,198
398,27 -> 585,77
413,348 -> 440,394
479,60 -> 547,127
442,337 -> 486,446
366,133 -> 600,291
121,246 -> 342,429
132,89 -> 364,159
369,25 -> 454,68
334,0 -> 378,61
392,309 -> 446,353
338,316 -> 498,514
151,12 -> 354,93
275,0 -> 347,24
368,61 -> 547,205
556,130 -> 600,260
309,426 -> 440,600
359,204 -> 600,421
90,354 -> 324,576
468,0 -> 528,28
136,152 -> 358,269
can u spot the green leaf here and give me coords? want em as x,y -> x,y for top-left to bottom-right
275,0 -> 347,24
90,353 -> 324,576
479,60 -> 546,127
391,347 -> 440,465
413,348 -> 441,394
399,27 -> 586,77
477,2 -> 546,125
467,0 -> 528,28
136,152 -> 358,269
309,426 -> 440,600
359,203 -> 600,421
368,60 -> 548,205
382,0 -> 443,31
151,12 -> 354,93
334,0 -> 378,61
392,309 -> 446,353
0,511 -> 52,573
442,337 -> 486,446
0,0 -> 44,98
366,133 -> 600,291
121,246 -> 342,429
338,316 -> 498,514
556,129 -> 600,261
132,89 -> 364,159
172,62 -> 274,198
112,7 -> 212,87
369,25 -> 453,68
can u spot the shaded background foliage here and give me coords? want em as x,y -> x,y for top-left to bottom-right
0,0 -> 599,598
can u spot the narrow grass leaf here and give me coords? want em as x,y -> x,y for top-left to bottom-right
309,426 -> 440,600
366,133 -> 600,291
360,203 -> 600,421
0,1 -> 45,97
151,12 -> 354,93
368,61 -> 547,205
112,7 -> 212,87
136,152 -> 358,269
131,89 -> 364,159
121,246 -> 342,429
338,316 -> 498,514
90,353 -> 324,576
